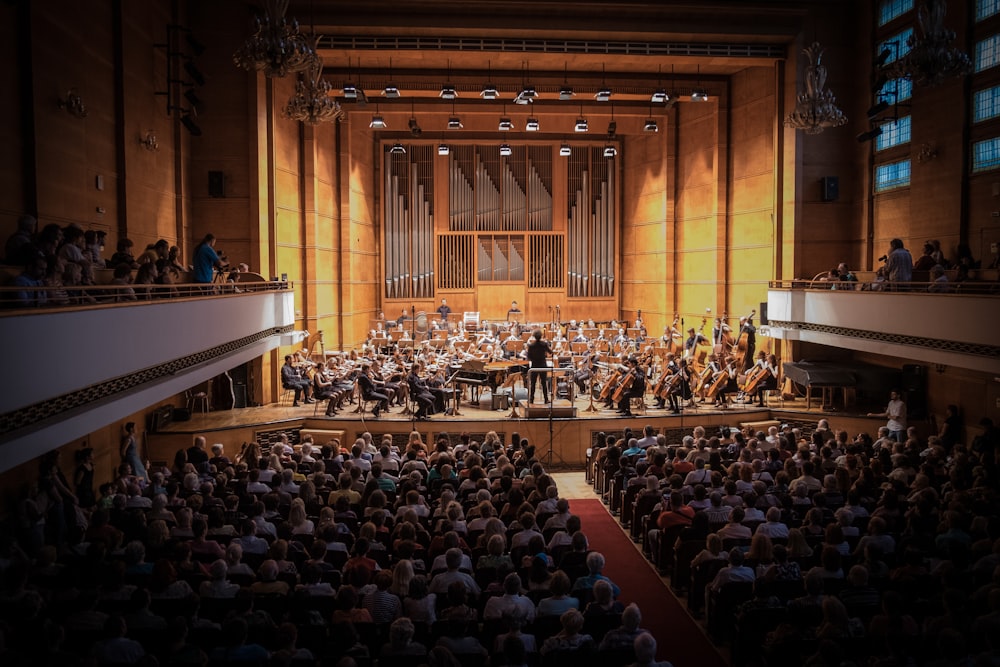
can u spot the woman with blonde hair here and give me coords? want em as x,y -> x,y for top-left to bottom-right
287,498 -> 314,536
786,527 -> 814,560
390,558 -> 415,598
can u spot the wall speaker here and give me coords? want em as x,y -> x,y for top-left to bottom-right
208,170 -> 225,198
821,176 -> 839,202
759,301 -> 768,326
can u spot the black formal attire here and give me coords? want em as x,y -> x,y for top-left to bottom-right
281,363 -> 311,403
739,322 -> 757,371
407,370 -> 436,418
655,360 -> 679,411
358,373 -> 389,415
526,337 -> 552,403
436,304 -> 451,321
616,367 -> 647,415
671,364 -> 692,411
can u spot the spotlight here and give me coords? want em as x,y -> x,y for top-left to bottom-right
514,86 -> 537,104
408,118 -> 422,137
559,144 -> 572,157
343,83 -> 358,99
595,88 -> 612,102
382,84 -> 400,99
180,114 -> 201,136
867,100 -> 890,120
184,60 -> 205,86
439,84 -> 458,100
650,89 -> 670,104
643,118 -> 659,132
574,118 -> 588,132
856,127 -> 883,143
480,84 -> 500,100
369,114 -> 387,129
438,144 -> 450,155
559,87 -> 575,101
603,145 -> 617,158
498,116 -> 514,131
389,143 -> 406,154
607,121 -> 617,137
691,88 -> 709,102
525,117 -> 540,131
447,116 -> 463,129
499,143 -> 512,156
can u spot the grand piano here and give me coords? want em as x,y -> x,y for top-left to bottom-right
454,358 -> 529,405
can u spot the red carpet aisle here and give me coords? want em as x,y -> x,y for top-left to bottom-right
573,498 -> 728,667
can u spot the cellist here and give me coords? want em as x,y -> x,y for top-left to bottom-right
653,352 -> 680,412
748,351 -> 779,406
616,355 -> 647,417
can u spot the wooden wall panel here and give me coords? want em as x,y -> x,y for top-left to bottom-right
620,130 -> 670,330
728,67 -> 776,318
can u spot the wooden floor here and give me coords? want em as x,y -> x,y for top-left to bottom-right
148,390 -> 885,471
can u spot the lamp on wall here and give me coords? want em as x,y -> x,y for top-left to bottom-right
58,89 -> 88,119
139,130 -> 159,151
784,42 -> 848,134
233,0 -> 317,78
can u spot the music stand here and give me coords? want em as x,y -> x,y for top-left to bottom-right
507,311 -> 523,324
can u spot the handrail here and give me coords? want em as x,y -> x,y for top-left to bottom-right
768,279 -> 1000,295
0,279 -> 292,315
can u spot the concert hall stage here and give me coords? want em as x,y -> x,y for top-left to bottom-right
145,391 -> 886,470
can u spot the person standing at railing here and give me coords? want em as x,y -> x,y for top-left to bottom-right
885,238 -> 913,282
192,233 -> 228,289
4,214 -> 36,267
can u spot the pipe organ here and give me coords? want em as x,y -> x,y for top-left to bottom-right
384,143 -> 615,300
384,146 -> 435,299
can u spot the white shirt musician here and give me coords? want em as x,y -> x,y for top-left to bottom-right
750,352 -> 779,407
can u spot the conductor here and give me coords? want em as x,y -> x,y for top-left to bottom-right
526,328 -> 553,404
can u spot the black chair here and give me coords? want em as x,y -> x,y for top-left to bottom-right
707,580 -> 755,644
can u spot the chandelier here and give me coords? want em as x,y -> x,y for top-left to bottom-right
888,0 -> 971,87
784,42 -> 848,134
233,0 -> 317,78
284,56 -> 342,124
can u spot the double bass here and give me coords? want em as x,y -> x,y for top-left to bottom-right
731,308 -> 756,371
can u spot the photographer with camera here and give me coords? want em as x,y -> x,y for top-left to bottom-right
192,233 -> 229,291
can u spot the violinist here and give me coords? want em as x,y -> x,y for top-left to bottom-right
357,364 -> 391,418
617,356 -> 647,417
313,365 -> 342,416
737,317 -> 756,371
281,354 -> 314,407
573,344 -> 595,394
526,328 -> 553,404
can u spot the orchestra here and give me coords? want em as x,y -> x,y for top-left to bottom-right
288,309 -> 779,419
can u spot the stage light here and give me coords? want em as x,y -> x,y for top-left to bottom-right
499,143 -> 512,156
525,117 -> 540,131
559,144 -> 572,157
574,117 -> 588,132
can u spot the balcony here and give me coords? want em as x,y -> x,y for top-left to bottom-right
765,280 -> 1000,375
0,282 -> 295,472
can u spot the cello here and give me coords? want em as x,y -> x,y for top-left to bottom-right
611,365 -> 637,403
